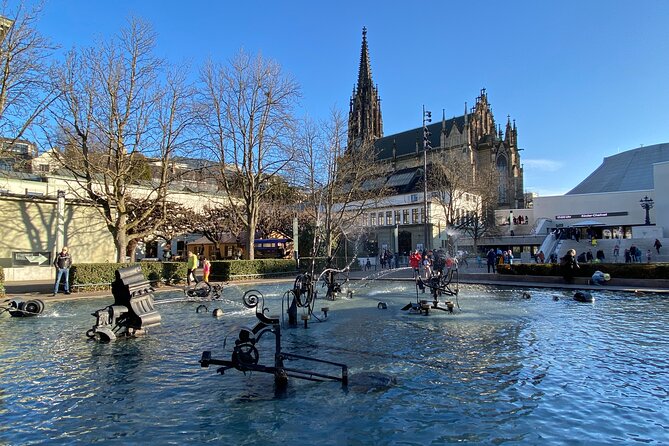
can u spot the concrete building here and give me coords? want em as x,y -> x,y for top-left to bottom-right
481,143 -> 669,263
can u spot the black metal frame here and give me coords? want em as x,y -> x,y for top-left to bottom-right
403,267 -> 459,315
200,289 -> 348,389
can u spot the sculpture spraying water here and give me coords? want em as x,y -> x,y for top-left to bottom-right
402,250 -> 460,315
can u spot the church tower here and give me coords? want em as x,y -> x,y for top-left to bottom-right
347,27 -> 383,150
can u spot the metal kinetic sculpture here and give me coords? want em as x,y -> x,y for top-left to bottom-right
200,289 -> 348,389
402,253 -> 460,315
86,265 -> 162,342
1,299 -> 45,317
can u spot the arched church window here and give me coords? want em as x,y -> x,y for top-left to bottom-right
497,155 -> 508,203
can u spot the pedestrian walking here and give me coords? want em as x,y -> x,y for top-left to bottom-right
186,251 -> 199,285
654,239 -> 662,254
53,246 -> 72,296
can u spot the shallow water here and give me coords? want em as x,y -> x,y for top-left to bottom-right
1,282 -> 668,445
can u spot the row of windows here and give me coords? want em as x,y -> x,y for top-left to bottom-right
364,208 -> 425,226
363,208 -> 479,228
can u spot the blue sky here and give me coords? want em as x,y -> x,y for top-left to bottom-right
30,0 -> 669,196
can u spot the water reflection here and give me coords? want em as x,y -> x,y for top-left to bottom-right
0,282 -> 668,444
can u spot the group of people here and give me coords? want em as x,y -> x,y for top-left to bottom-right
187,251 -> 211,285
511,215 -> 529,225
485,248 -> 514,273
408,249 -> 456,279
378,250 -> 397,269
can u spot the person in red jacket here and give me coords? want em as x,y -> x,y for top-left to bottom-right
409,250 -> 421,278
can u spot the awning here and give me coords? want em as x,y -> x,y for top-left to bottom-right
570,220 -> 606,227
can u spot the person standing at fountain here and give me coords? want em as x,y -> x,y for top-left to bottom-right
409,250 -> 421,278
52,246 -> 72,296
486,248 -> 497,273
654,239 -> 662,254
186,251 -> 199,285
202,257 -> 211,283
561,249 -> 579,283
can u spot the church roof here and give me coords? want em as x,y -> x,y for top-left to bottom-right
374,116 -> 466,160
567,143 -> 669,194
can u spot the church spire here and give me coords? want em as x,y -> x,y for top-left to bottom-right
358,27 -> 373,89
347,27 -> 383,150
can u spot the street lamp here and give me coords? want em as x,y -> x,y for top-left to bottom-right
640,196 -> 654,225
422,106 -> 432,250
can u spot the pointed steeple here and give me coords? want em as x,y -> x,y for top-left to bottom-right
357,27 -> 373,89
347,27 -> 383,150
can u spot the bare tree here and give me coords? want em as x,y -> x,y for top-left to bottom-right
0,1 -> 58,143
49,19 -> 197,261
190,204 -> 245,258
429,149 -> 476,227
296,110 -> 383,259
199,50 -> 300,260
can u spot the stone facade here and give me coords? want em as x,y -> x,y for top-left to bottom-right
347,30 -> 525,210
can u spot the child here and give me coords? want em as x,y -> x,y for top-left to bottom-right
646,249 -> 652,264
202,258 -> 211,283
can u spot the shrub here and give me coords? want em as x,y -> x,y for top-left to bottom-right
0,266 -> 4,298
211,259 -> 297,281
70,262 -> 188,291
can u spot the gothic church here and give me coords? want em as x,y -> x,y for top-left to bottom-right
347,28 -> 525,210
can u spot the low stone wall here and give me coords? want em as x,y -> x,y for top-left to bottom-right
3,266 -> 55,282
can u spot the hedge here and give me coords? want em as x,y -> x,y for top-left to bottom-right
211,259 -> 297,281
70,262 -> 188,291
66,258 -> 357,292
497,262 -> 669,279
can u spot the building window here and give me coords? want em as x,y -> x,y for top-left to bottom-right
412,208 -> 419,224
363,213 -> 368,226
403,209 -> 409,224
370,213 -> 376,226
394,210 -> 400,225
386,211 -> 392,225
378,212 -> 383,226
497,155 -> 508,204
420,208 -> 425,223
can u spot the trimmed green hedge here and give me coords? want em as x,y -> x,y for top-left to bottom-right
0,266 -> 4,298
211,259 -> 297,281
498,263 -> 669,279
70,262 -> 188,291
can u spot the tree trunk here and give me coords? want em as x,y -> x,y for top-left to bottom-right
126,239 -> 138,262
114,214 -> 128,263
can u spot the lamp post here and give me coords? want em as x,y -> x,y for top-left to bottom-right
422,106 -> 432,250
640,196 -> 654,225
